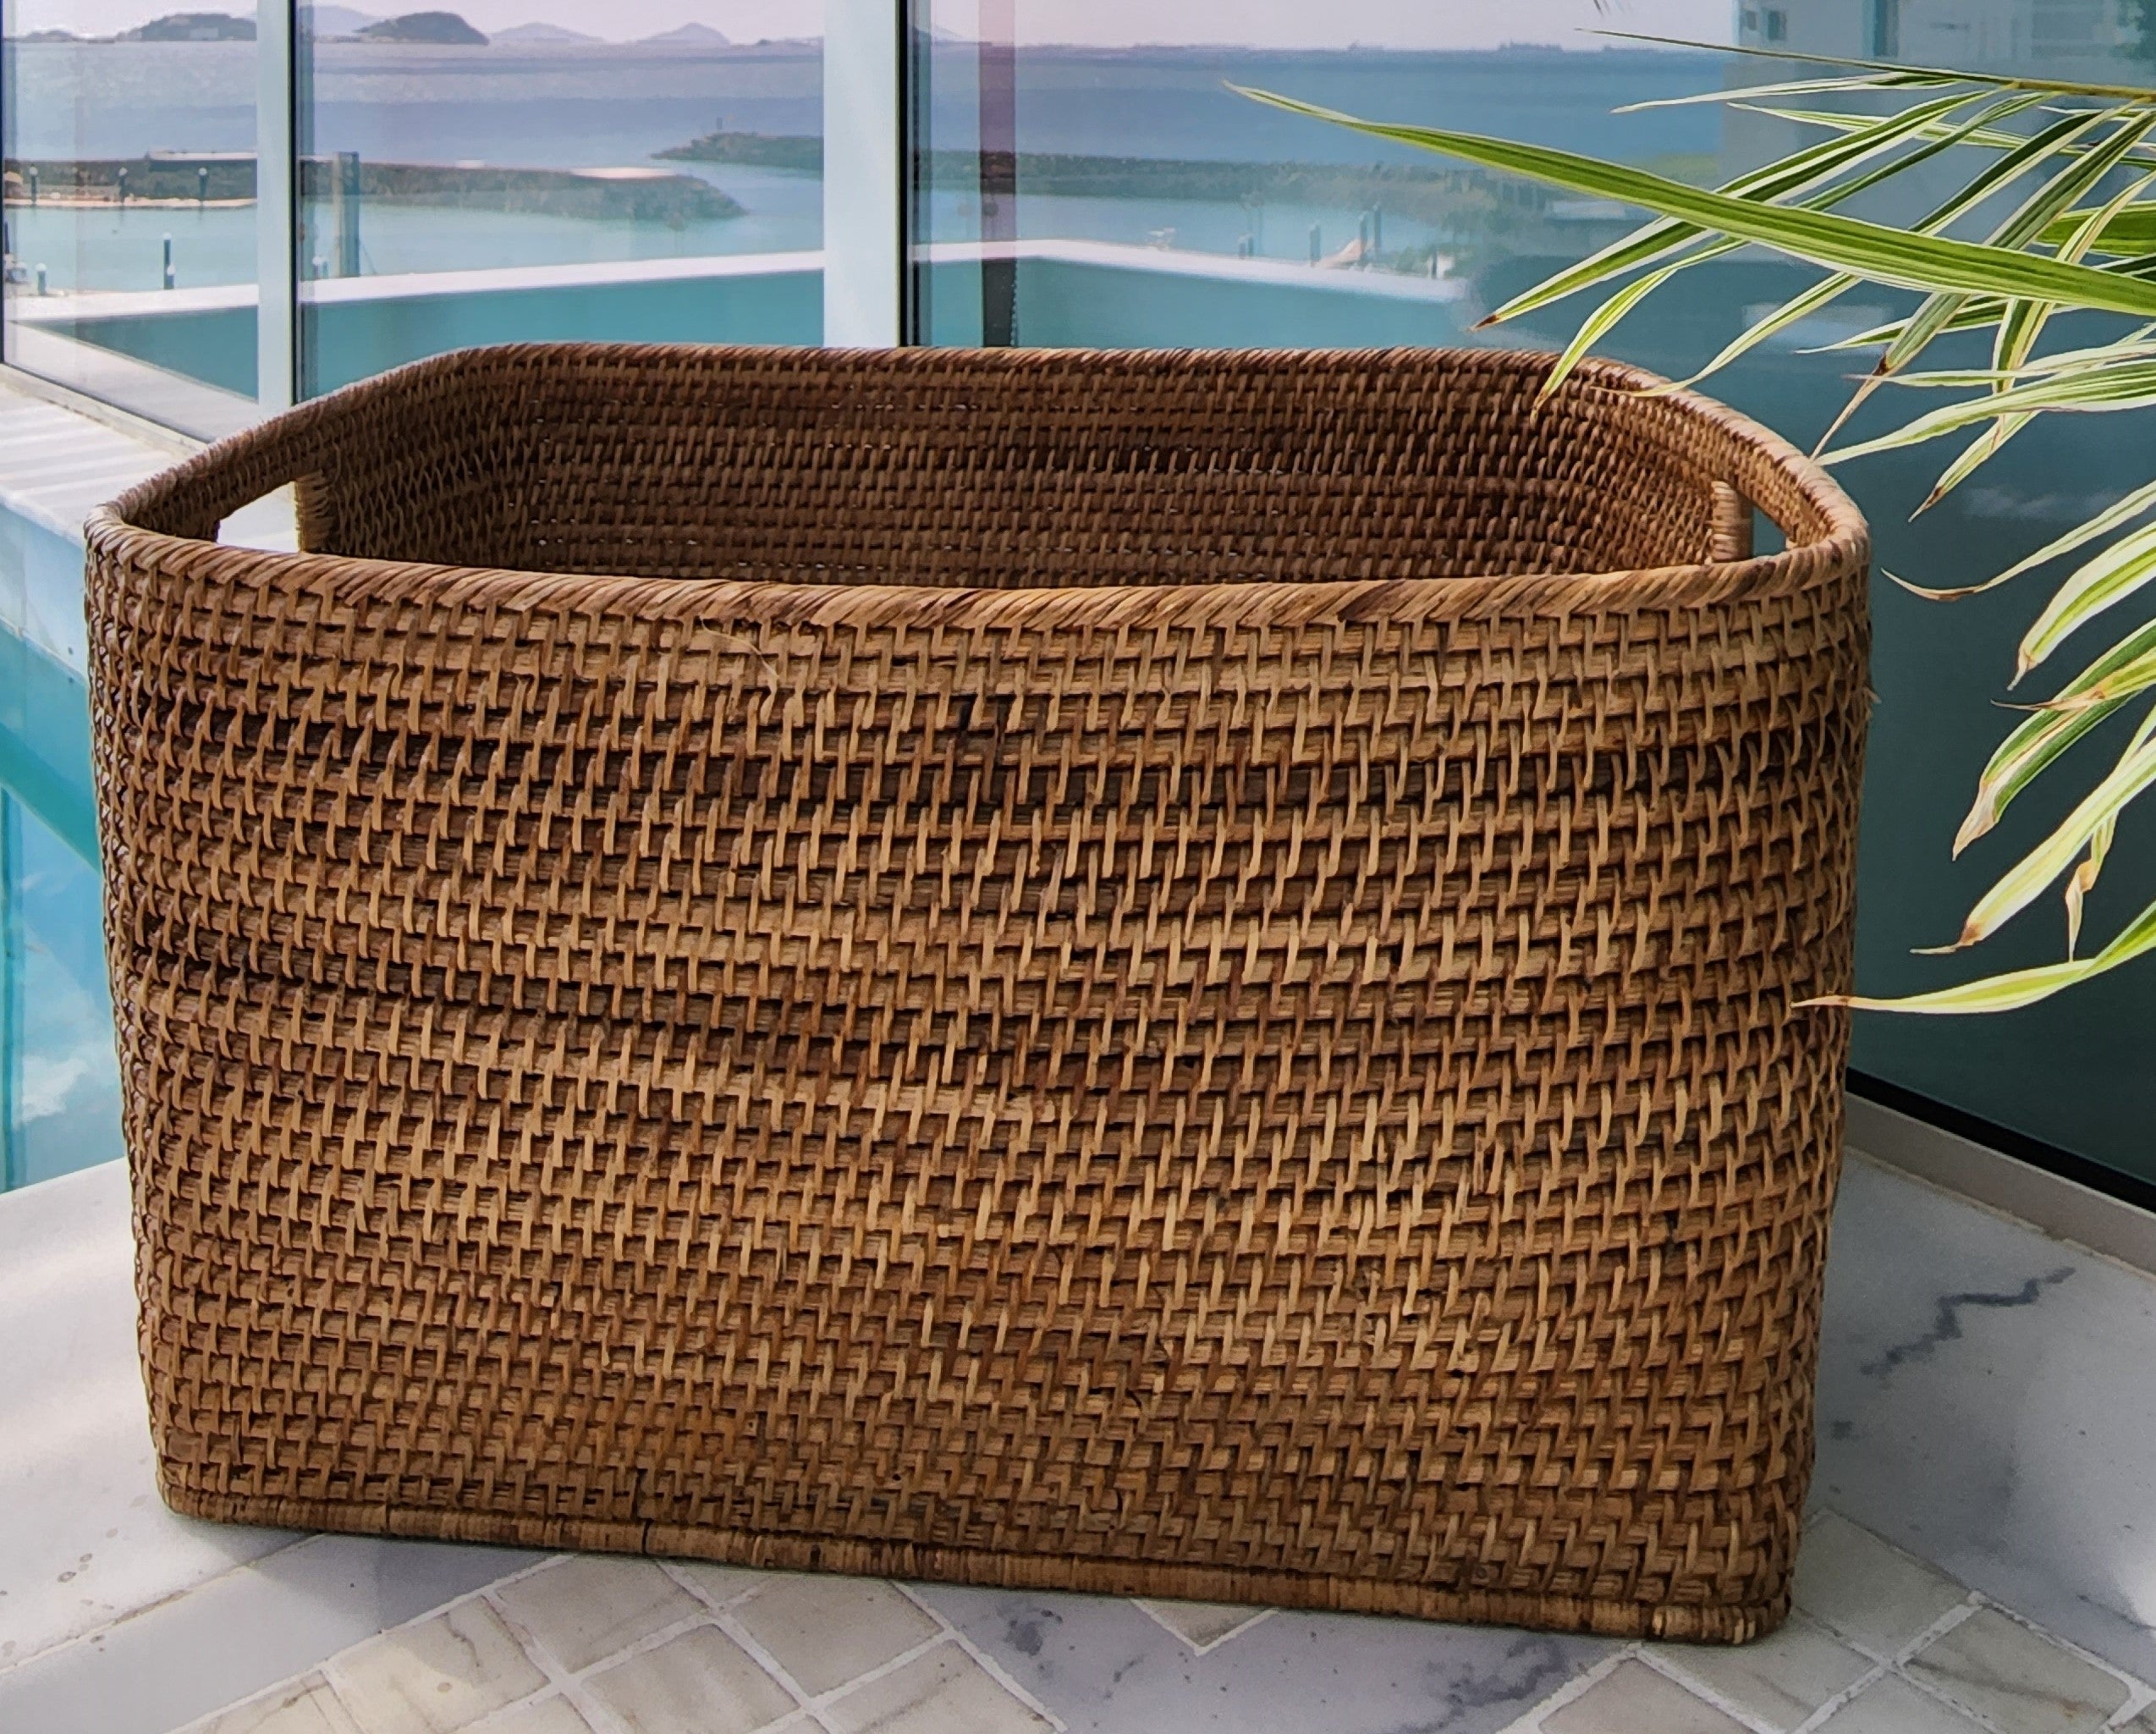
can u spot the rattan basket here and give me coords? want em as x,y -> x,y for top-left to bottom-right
86,343 -> 1870,1643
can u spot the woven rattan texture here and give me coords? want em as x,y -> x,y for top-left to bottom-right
87,345 -> 1871,1642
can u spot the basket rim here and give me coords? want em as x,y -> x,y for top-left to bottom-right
86,342 -> 1871,629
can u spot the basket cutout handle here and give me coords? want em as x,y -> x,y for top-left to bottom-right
1710,481 -> 1755,564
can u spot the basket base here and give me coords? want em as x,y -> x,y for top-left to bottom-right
159,1473 -> 1791,1645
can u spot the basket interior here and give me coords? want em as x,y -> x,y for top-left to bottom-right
283,346 -> 1826,590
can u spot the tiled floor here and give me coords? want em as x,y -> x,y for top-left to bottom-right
134,1512 -> 2156,1734
6,1148 -> 2155,1734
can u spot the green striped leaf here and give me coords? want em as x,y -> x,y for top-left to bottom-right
2067,705 -> 2156,950
1235,89 -> 2156,319
1615,70 -> 1955,113
2019,518 -> 2156,676
1535,259 -> 1693,401
1808,892 -> 2156,1012
1849,106 -> 2143,442
1481,90 -> 1985,326
1911,475 -> 2156,606
1954,618 -> 2156,850
1821,361 -> 2156,465
1939,731 -> 2156,947
2038,203 -> 2156,253
1649,94 -> 2060,394
2044,641 -> 2156,708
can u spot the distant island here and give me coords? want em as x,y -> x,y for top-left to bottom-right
18,12 -> 817,47
358,11 -> 487,43
124,12 -> 254,40
641,22 -> 729,47
492,21 -> 602,43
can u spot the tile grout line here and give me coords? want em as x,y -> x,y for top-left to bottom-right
1775,1596 -> 1987,1734
308,1555 -> 585,1734
168,1550 -> 573,1734
887,1578 -> 1070,1731
467,1572 -> 665,1734
510,1557 -> 1050,1734
1493,1643 -> 1642,1734
1130,1597 -> 1278,1657
1965,1590 -> 2156,1715
1632,1635 -> 1856,1734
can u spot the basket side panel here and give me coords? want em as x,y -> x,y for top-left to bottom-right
91,528 -> 1870,1640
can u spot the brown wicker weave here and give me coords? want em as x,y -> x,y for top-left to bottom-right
86,343 -> 1870,1643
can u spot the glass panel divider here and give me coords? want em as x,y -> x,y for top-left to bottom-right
256,0 -> 297,412
823,0 -> 905,344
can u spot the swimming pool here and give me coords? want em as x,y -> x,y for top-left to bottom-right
1,509 -> 120,1192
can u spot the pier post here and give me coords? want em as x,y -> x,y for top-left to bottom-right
334,151 -> 361,278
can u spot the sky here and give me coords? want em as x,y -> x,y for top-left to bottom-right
14,0 -> 1734,49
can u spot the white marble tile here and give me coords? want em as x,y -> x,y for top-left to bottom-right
491,1557 -> 701,1675
729,1576 -> 939,1696
1537,1660 -> 1749,1734
583,1626 -> 799,1734
469,1698 -> 597,1734
179,1676 -> 360,1734
0,1532 -> 536,1734
820,1643 -> 1051,1734
916,1582 -> 1613,1734
1813,1675 -> 1991,1734
665,1560 -> 776,1610
1648,1612 -> 1871,1731
1903,1607 -> 2131,1734
0,1162 -> 296,1673
329,1600 -> 547,1734
1791,1513 -> 1970,1659
1816,1156 -> 2156,1682
1134,1598 -> 1272,1653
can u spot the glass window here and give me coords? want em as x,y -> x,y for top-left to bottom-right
295,2 -> 825,395
907,1 -> 2156,1188
911,4 -> 1730,350
3,0 -> 259,434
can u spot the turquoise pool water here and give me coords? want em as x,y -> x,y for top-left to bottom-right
0,525 -> 119,1193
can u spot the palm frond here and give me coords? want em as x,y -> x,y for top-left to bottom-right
1248,47 -> 2156,1010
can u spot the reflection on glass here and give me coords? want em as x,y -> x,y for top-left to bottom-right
1,792 -> 121,1193
910,1 -> 1730,348
295,1 -> 826,394
1,0 -> 258,433
907,0 -> 2156,1183
0,507 -> 115,1193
